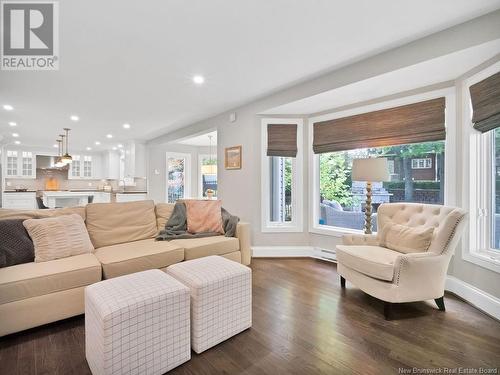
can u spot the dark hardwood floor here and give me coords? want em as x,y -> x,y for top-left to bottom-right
1,258 -> 499,374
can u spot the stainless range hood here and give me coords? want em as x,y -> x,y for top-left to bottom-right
36,155 -> 68,170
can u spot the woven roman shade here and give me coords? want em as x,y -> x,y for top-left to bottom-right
470,71 -> 500,133
312,97 -> 446,153
267,124 -> 298,157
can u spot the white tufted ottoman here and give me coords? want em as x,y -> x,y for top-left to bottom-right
85,270 -> 190,375
166,255 -> 252,353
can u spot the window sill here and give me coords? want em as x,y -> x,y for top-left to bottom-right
261,224 -> 303,233
462,249 -> 500,274
309,225 -> 371,238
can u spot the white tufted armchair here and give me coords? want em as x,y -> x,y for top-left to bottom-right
336,203 -> 467,319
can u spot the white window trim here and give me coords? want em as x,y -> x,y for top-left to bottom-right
261,118 -> 304,233
308,87 -> 457,237
166,152 -> 192,203
461,61 -> 500,273
198,153 -> 217,198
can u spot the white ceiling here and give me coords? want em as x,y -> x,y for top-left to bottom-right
178,131 -> 218,147
261,39 -> 500,115
1,0 -> 500,150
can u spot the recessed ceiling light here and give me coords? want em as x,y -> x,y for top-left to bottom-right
14,140 -> 20,145
192,75 -> 205,85
106,134 -> 113,139
53,144 -> 58,148
123,123 -> 131,129
86,146 -> 92,151
12,133 -> 19,137
70,115 -> 79,121
112,147 -> 117,150
3,104 -> 13,111
95,141 -> 101,145
117,144 -> 123,148
8,121 -> 16,127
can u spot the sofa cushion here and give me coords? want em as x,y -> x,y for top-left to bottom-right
24,214 -> 94,263
155,203 -> 175,232
335,245 -> 401,281
86,200 -> 158,248
0,206 -> 86,221
172,236 -> 239,260
0,219 -> 34,268
95,239 -> 184,279
0,253 -> 101,304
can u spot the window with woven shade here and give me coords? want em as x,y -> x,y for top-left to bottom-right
469,71 -> 500,134
267,123 -> 298,157
312,97 -> 446,154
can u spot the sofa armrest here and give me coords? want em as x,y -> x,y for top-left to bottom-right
236,222 -> 251,265
342,234 -> 379,246
393,252 -> 450,297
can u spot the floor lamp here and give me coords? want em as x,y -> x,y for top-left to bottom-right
352,158 -> 390,234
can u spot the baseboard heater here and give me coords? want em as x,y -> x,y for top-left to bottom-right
312,247 -> 337,263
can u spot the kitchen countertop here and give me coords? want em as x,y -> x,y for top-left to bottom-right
3,190 -> 36,193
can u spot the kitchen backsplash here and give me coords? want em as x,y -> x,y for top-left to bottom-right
5,169 -> 147,192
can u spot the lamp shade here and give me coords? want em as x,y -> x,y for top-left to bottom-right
352,158 -> 389,182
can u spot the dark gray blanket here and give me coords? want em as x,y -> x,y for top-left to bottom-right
156,202 -> 239,241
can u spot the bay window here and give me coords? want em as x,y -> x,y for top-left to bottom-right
318,141 -> 445,231
310,90 -> 454,235
261,118 -> 303,232
464,63 -> 500,271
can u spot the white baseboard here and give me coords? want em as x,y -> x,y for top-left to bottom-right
251,246 -> 313,258
445,276 -> 500,320
251,246 -> 500,320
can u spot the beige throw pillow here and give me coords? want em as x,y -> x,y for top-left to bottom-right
184,200 -> 224,234
23,214 -> 94,262
379,223 -> 434,254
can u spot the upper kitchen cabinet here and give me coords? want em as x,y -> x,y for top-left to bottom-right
4,150 -> 36,178
122,141 -> 146,178
68,154 -> 102,179
102,150 -> 120,180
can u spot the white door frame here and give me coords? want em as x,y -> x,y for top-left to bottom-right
166,152 -> 192,202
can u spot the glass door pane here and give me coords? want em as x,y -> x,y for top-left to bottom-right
167,157 -> 186,203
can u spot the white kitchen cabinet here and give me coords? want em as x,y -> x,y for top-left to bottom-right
122,141 -> 147,178
92,192 -> 112,203
2,192 -> 37,209
69,154 -> 101,179
102,151 -> 120,179
4,150 -> 36,178
115,193 -> 147,202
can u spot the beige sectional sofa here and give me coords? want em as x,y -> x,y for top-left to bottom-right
0,200 -> 251,337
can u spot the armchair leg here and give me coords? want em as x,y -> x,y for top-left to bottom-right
435,296 -> 446,311
384,302 -> 392,320
340,276 -> 346,288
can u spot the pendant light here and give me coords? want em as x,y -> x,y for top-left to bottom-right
61,128 -> 73,164
202,134 -> 217,175
54,137 -> 65,167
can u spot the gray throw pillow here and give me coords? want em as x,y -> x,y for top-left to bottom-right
0,219 -> 35,268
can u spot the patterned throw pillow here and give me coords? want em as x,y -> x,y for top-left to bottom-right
184,200 -> 224,234
0,219 -> 35,268
23,214 -> 94,263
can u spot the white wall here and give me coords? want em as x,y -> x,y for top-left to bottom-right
147,11 -> 500,296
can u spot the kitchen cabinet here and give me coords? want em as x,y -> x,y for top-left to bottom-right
4,150 -> 36,178
69,154 -> 101,179
2,192 -> 37,209
102,151 -> 120,180
92,192 -> 112,203
122,141 -> 146,178
115,193 -> 148,202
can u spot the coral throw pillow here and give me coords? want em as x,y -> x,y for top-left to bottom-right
23,214 -> 94,262
184,200 -> 224,234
